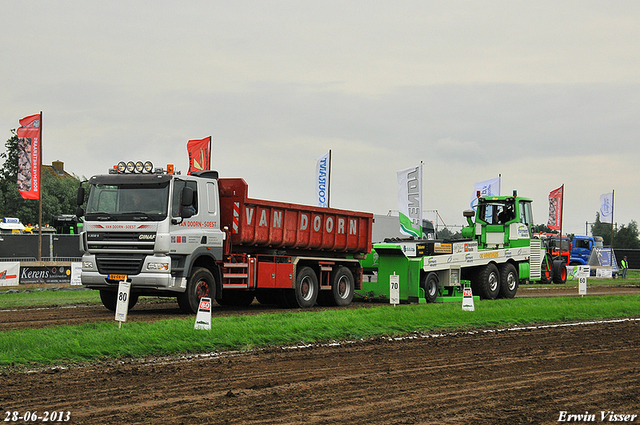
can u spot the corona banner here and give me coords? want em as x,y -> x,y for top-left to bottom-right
316,151 -> 331,207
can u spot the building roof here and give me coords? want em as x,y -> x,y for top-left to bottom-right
43,160 -> 74,179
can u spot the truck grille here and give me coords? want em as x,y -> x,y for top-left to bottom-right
530,239 -> 543,280
96,254 -> 145,275
86,232 -> 156,253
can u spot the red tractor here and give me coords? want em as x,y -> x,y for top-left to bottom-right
536,233 -> 571,284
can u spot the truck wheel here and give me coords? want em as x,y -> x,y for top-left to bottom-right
177,267 -> 216,314
285,266 -> 318,308
329,267 -> 355,306
498,263 -> 518,299
477,264 -> 500,300
99,290 -> 139,312
552,261 -> 567,284
421,272 -> 439,303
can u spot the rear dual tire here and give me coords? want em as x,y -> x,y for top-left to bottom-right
474,263 -> 518,300
284,266 -> 319,308
288,266 -> 356,308
498,263 -> 518,299
476,263 -> 501,300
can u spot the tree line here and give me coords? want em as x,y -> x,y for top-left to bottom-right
0,132 -> 81,226
1,131 -> 638,248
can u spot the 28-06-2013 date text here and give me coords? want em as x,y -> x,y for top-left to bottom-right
4,411 -> 71,422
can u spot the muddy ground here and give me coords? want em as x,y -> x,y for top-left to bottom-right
1,286 -> 639,424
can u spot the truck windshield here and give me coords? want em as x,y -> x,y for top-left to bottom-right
85,183 -> 169,221
477,200 -> 515,225
548,237 -> 570,251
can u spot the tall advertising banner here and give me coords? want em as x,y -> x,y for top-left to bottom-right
600,192 -> 614,224
397,164 -> 423,238
316,151 -> 331,208
470,177 -> 500,210
187,136 -> 211,175
16,113 -> 41,200
547,185 -> 563,231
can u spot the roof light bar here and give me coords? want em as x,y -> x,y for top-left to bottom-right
110,160 -> 164,174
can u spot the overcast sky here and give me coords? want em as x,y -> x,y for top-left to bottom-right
1,1 -> 639,235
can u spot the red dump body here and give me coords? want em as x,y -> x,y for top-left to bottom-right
218,178 -> 373,255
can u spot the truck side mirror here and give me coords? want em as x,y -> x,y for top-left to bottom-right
463,209 -> 475,226
463,210 -> 475,218
181,187 -> 193,206
180,187 -> 195,218
76,206 -> 85,218
77,186 -> 85,206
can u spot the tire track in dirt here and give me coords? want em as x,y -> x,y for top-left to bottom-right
2,320 -> 638,424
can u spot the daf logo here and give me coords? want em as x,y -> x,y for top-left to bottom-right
139,234 -> 156,240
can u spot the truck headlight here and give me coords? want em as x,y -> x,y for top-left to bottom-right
147,262 -> 169,271
82,261 -> 94,270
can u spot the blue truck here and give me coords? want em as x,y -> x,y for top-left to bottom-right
570,236 -> 603,266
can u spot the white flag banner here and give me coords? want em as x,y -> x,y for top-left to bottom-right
600,192 -> 613,223
471,177 -> 501,211
397,164 -> 423,238
316,152 -> 331,207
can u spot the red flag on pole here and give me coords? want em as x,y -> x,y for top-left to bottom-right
186,137 -> 211,175
547,185 -> 563,231
16,113 -> 42,200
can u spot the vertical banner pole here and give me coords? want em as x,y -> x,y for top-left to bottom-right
610,189 -> 615,247
327,150 -> 331,208
560,184 -> 564,238
38,111 -> 43,264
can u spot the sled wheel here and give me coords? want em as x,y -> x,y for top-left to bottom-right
421,272 -> 439,303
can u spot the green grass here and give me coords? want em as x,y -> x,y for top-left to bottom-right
0,288 -> 101,308
1,294 -> 639,368
1,273 -> 638,309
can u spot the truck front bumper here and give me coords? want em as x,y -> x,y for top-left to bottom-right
80,254 -> 187,293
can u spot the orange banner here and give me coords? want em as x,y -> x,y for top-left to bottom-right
187,136 -> 211,175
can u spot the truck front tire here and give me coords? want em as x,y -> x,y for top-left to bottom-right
99,289 -> 138,312
178,267 -> 216,314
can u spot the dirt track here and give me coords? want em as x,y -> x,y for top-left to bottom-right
1,286 -> 640,424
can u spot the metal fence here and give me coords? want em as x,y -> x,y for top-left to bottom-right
0,234 -> 82,260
